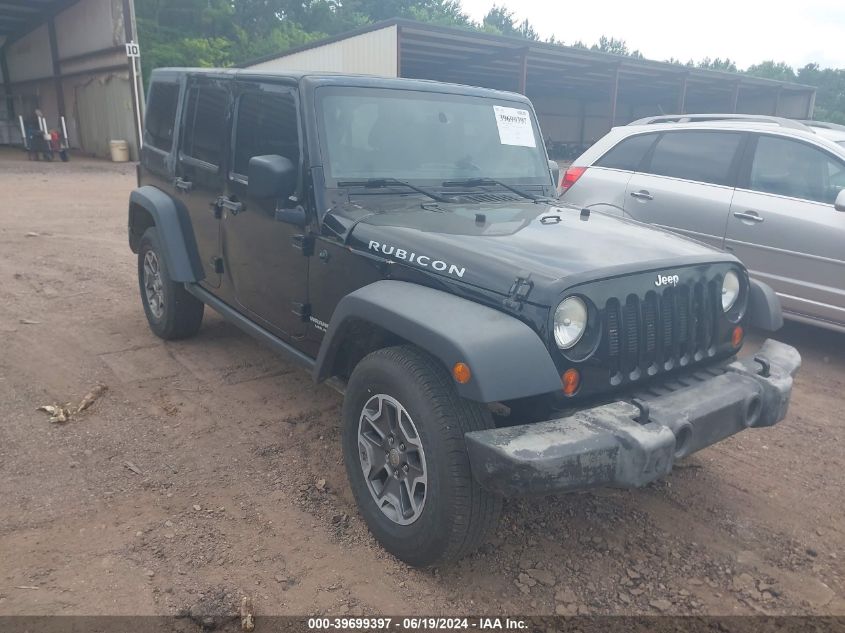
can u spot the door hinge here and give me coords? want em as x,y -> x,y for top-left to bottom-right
291,302 -> 311,320
291,234 -> 314,256
212,257 -> 224,274
504,273 -> 533,310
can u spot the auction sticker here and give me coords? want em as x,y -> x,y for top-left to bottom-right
493,105 -> 536,147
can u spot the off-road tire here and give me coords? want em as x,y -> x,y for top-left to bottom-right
138,227 -> 204,340
342,345 -> 502,567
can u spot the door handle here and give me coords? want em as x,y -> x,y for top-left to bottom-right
734,211 -> 764,223
630,190 -> 653,201
216,196 -> 244,216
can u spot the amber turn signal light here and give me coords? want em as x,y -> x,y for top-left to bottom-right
562,368 -> 581,397
732,325 -> 744,348
452,362 -> 472,384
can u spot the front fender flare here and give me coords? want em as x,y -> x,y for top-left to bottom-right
128,186 -> 203,283
747,279 -> 783,332
314,281 -> 563,403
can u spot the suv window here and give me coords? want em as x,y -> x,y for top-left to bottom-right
595,133 -> 658,170
645,131 -> 742,186
749,135 -> 845,204
145,82 -> 179,151
232,90 -> 299,178
181,84 -> 228,167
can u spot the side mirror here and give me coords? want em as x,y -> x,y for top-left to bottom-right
835,189 -> 845,212
548,159 -> 560,189
248,154 -> 296,200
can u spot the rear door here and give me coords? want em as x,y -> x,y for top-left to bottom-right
222,81 -> 309,338
140,77 -> 182,190
623,130 -> 745,250
564,132 -> 659,214
726,133 -> 845,326
175,76 -> 231,289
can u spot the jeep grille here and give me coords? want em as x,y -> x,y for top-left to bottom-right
604,280 -> 720,385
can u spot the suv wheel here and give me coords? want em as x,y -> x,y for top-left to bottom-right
342,345 -> 502,567
138,227 -> 204,340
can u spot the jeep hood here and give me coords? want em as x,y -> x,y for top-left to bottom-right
325,199 -> 737,306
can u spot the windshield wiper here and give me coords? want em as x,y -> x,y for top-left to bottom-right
442,178 -> 553,203
337,178 -> 454,204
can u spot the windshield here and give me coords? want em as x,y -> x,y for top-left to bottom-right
317,87 -> 549,185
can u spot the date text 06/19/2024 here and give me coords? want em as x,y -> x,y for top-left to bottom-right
307,617 -> 529,630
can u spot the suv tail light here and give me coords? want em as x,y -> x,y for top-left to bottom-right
560,166 -> 587,193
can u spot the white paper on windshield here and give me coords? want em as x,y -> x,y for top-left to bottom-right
493,106 -> 536,147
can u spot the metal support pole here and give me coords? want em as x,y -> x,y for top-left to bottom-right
731,82 -> 741,113
130,51 -> 143,151
1,46 -> 14,120
47,17 -> 66,118
677,74 -> 688,114
123,0 -> 143,156
772,86 -> 782,116
518,49 -> 528,95
806,89 -> 817,119
609,65 -> 620,128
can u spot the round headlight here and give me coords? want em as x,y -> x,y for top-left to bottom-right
722,271 -> 740,312
554,297 -> 588,349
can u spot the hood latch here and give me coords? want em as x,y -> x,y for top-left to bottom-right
504,272 -> 534,311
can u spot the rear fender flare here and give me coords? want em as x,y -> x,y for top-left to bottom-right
128,186 -> 203,283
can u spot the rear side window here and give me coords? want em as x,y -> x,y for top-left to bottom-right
145,83 -> 179,151
181,84 -> 228,167
595,133 -> 658,170
232,90 -> 299,178
749,135 -> 845,204
645,131 -> 742,186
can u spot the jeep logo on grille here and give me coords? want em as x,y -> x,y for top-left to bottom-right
655,273 -> 680,287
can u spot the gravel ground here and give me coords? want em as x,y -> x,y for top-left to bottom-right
0,148 -> 843,623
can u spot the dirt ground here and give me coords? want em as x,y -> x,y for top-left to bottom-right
1,148 -> 844,622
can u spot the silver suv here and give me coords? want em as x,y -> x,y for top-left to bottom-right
560,114 -> 845,333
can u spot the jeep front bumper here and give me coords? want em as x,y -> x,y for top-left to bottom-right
464,339 -> 801,497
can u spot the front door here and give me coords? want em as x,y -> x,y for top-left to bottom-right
222,82 -> 309,338
623,130 -> 744,250
726,133 -> 845,326
175,77 -> 230,289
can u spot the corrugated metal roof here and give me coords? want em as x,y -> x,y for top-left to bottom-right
0,0 -> 79,43
243,18 -> 815,95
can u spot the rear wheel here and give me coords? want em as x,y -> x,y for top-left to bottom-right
138,227 -> 204,340
342,345 -> 502,567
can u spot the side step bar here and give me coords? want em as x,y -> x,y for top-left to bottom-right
184,283 -> 316,371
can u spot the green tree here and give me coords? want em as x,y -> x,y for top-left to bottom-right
481,5 -> 539,40
746,60 -> 797,82
591,36 -> 643,59
697,57 -> 738,72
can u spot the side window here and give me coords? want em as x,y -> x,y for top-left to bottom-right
646,131 -> 742,186
232,90 -> 299,178
145,82 -> 179,151
181,84 -> 228,167
595,133 -> 658,171
749,135 -> 845,204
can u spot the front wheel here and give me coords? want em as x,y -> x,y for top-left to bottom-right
342,345 -> 502,567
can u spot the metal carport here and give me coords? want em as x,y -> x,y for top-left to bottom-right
245,19 -> 816,157
0,0 -> 141,159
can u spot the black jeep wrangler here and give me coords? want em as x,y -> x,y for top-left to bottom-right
129,68 -> 800,567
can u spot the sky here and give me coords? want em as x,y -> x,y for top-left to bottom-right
459,0 -> 845,70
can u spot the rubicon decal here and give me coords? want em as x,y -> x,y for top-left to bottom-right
655,273 -> 680,287
368,241 -> 466,278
